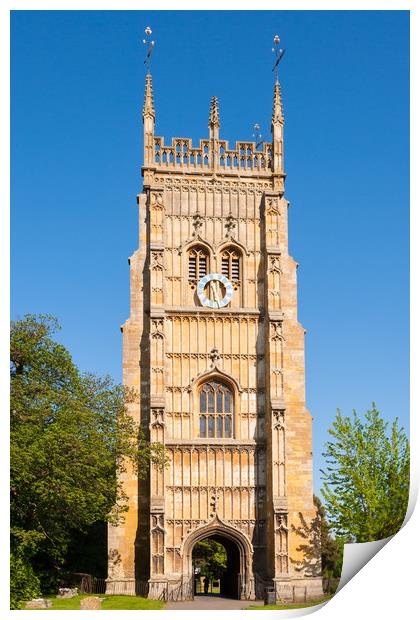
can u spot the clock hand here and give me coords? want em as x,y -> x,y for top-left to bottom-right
210,280 -> 221,308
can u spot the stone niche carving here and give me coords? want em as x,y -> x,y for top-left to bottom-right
151,251 -> 164,270
150,408 -> 165,429
151,191 -> 164,205
268,255 -> 282,274
209,493 -> 219,516
274,511 -> 289,575
267,256 -> 282,310
209,347 -> 221,365
265,197 -> 280,213
225,213 -> 236,236
270,321 -> 284,342
272,409 -> 285,431
192,212 -> 204,235
265,197 -> 282,248
150,251 -> 164,305
150,193 -> 164,243
151,318 -> 165,339
151,512 -> 165,575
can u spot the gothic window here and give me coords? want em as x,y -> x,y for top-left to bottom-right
221,247 -> 241,283
188,246 -> 209,281
199,381 -> 233,438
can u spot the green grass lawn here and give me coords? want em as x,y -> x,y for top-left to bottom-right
246,595 -> 333,610
28,595 -> 165,610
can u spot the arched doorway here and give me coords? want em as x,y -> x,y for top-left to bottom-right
181,516 -> 254,600
192,535 -> 240,598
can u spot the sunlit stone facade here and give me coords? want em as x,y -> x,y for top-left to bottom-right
106,67 -> 323,603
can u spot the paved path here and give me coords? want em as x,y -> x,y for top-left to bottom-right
166,595 -> 264,610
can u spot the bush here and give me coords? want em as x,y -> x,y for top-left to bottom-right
10,552 -> 41,610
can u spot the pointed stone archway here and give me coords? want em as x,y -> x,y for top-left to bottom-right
180,516 -> 255,600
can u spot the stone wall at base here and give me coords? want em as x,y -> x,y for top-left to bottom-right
105,579 -> 136,596
275,578 -> 324,603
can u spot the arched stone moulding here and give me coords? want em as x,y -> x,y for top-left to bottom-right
187,364 -> 243,394
187,365 -> 243,439
180,514 -> 255,600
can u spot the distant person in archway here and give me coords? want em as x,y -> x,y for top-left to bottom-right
204,576 -> 209,594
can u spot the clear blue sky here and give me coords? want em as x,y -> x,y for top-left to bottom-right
11,10 -> 409,493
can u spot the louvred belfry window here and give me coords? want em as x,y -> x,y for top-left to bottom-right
199,381 -> 233,438
188,247 -> 209,281
221,248 -> 240,282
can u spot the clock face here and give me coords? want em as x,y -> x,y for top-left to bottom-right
197,273 -> 234,308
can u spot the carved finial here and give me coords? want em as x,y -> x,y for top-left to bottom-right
272,80 -> 284,126
271,34 -> 285,126
209,96 -> 220,128
142,27 -> 155,165
192,212 -> 204,236
209,494 -> 219,515
209,348 -> 221,366
142,27 -> 155,119
225,214 -> 236,237
143,72 -> 155,119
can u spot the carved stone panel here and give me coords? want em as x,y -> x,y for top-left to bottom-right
274,511 -> 289,576
150,193 -> 164,244
150,251 -> 164,306
150,513 -> 165,576
265,197 -> 281,248
267,255 -> 282,310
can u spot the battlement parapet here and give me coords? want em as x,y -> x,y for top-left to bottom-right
152,136 -> 273,174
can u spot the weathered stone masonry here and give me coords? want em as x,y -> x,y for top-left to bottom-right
106,65 -> 323,602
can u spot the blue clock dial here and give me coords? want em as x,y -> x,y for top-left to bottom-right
197,273 -> 234,308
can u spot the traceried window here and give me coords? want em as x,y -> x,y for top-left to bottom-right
188,246 -> 209,281
199,381 -> 233,438
221,248 -> 240,283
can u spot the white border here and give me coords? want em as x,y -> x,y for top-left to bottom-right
4,2 -> 416,619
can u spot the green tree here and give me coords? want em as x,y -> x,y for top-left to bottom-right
10,531 -> 43,609
314,496 -> 343,579
10,314 -> 166,601
321,405 -> 409,542
10,553 -> 41,610
193,538 -> 227,581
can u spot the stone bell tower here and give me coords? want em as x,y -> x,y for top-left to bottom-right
106,47 -> 323,603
